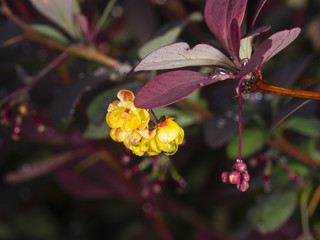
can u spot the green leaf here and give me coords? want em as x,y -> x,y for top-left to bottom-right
226,127 -> 267,159
83,122 -> 109,139
153,106 -> 198,128
30,24 -> 69,44
285,117 -> 320,137
239,36 -> 254,59
29,0 -> 79,38
248,187 -> 298,234
138,12 -> 203,59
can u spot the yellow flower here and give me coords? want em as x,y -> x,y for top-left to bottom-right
123,128 -> 150,156
109,128 -> 132,142
148,118 -> 184,156
106,90 -> 150,135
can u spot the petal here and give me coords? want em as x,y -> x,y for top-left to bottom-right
134,70 -> 231,109
117,90 -> 135,102
134,42 -> 236,72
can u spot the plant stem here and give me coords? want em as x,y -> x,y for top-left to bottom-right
94,0 -> 117,35
236,77 -> 245,160
308,184 -> 320,216
0,4 -> 120,67
268,136 -> 320,169
28,52 -> 68,90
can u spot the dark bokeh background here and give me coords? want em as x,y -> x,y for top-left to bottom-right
1,0 -> 320,239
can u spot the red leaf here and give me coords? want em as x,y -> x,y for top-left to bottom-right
236,39 -> 272,78
54,159 -> 132,199
260,28 -> 301,67
204,0 -> 247,61
229,19 -> 241,66
5,150 -> 87,183
134,70 -> 230,109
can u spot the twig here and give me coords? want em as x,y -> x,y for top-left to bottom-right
268,136 -> 320,169
180,99 -> 214,120
308,184 -> 320,216
0,4 -> 120,67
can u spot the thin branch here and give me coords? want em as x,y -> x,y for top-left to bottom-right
0,4 -> 120,67
94,0 -> 117,34
308,184 -> 320,216
180,99 -> 214,120
268,136 -> 320,169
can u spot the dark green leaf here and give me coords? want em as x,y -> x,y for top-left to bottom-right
248,187 -> 298,234
30,24 -> 69,44
285,117 -> 320,137
83,122 -> 109,139
226,126 -> 267,159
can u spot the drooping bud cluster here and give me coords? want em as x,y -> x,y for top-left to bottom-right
221,160 -> 250,192
106,90 -> 184,156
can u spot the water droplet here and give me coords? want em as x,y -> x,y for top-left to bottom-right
198,82 -> 204,87
165,151 -> 175,155
241,58 -> 249,67
111,6 -> 123,18
233,115 -> 239,122
254,92 -> 263,101
242,94 -> 250,100
216,118 -> 226,129
215,68 -> 228,75
93,67 -> 108,77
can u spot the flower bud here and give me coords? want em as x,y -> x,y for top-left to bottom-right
221,171 -> 230,184
241,171 -> 250,182
228,171 -> 240,184
237,180 -> 249,192
234,161 -> 247,173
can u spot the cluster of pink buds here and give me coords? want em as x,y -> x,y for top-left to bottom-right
221,160 -> 250,192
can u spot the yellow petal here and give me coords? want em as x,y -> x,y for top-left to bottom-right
117,90 -> 135,102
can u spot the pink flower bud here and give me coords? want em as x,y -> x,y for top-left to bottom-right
228,171 -> 240,184
234,161 -> 247,173
221,171 -> 230,184
237,181 -> 249,192
241,171 -> 250,182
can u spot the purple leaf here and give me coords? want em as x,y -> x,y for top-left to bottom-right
260,28 -> 301,67
134,70 -> 230,109
204,0 -> 247,59
134,42 -> 235,72
249,0 -> 267,30
54,159 -> 132,199
236,39 -> 272,78
5,150 -> 87,183
242,25 -> 271,38
268,54 -> 313,87
228,19 -> 241,66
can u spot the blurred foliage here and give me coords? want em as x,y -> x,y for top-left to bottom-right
0,0 -> 320,239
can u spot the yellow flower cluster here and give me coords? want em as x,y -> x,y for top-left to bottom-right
106,90 -> 184,156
